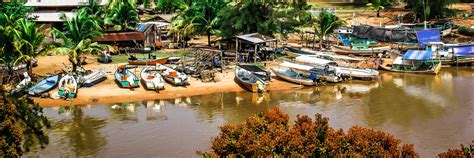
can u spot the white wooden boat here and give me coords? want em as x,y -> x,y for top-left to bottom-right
58,74 -> 78,99
79,68 -> 107,87
295,55 -> 379,80
156,64 -> 190,86
235,65 -> 268,93
12,72 -> 31,93
271,67 -> 317,86
140,66 -> 165,90
280,61 -> 342,83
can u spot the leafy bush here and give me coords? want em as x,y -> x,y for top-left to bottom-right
205,108 -> 418,157
438,141 -> 473,158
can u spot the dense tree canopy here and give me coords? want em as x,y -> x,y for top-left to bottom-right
405,0 -> 459,20
105,0 -> 140,31
205,108 -> 417,157
214,0 -> 312,39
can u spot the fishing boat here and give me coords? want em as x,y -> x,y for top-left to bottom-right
458,26 -> 474,36
58,74 -> 78,99
235,65 -> 268,93
79,68 -> 107,87
280,61 -> 342,83
331,45 -> 391,56
115,66 -> 140,88
27,75 -> 59,96
295,55 -> 379,80
166,57 -> 181,64
271,67 -> 317,86
284,47 -> 316,57
156,64 -> 189,86
379,50 -> 442,74
415,42 -> 474,66
12,72 -> 31,93
128,55 -> 169,65
288,48 -> 378,69
140,66 -> 165,90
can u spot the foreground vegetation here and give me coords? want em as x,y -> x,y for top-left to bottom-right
204,108 -> 473,157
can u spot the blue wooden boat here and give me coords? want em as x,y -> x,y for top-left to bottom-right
115,66 -> 140,88
27,75 -> 59,96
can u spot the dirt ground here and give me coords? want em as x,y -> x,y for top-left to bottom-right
32,55 -> 296,107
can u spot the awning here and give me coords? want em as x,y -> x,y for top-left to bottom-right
416,29 -> 441,48
236,33 -> 276,44
94,32 -> 145,42
453,45 -> 474,57
402,50 -> 433,60
280,61 -> 314,71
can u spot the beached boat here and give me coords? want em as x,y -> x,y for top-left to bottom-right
237,65 -> 271,81
115,66 -> 140,88
286,48 -> 378,69
235,65 -> 268,93
58,74 -> 78,99
140,66 -> 165,90
98,54 -> 112,63
295,55 -> 379,80
284,47 -> 316,57
458,26 -> 474,36
271,67 -> 317,86
27,75 -> 59,96
280,61 -> 342,83
12,72 -> 31,93
379,51 -> 442,75
79,68 -> 107,87
331,45 -> 391,56
156,64 -> 189,86
166,57 -> 181,64
128,56 -> 169,65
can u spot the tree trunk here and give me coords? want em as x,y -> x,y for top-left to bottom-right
207,31 -> 211,47
377,10 -> 380,17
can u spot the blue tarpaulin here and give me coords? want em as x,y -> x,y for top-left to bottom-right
403,50 -> 433,60
338,34 -> 351,46
416,29 -> 441,48
453,45 -> 474,57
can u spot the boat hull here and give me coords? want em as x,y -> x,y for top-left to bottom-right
271,68 -> 317,86
128,57 -> 169,65
115,69 -> 140,88
332,45 -> 390,56
27,75 -> 59,96
235,66 -> 267,93
379,62 -> 442,74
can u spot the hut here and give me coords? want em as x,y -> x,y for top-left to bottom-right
235,33 -> 278,62
136,21 -> 170,49
93,31 -> 145,53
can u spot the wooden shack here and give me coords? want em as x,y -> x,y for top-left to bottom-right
235,33 -> 278,62
136,21 -> 170,49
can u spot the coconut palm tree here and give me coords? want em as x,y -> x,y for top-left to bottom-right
312,10 -> 346,50
104,0 -> 139,31
13,18 -> 46,70
367,0 -> 386,17
48,10 -> 108,72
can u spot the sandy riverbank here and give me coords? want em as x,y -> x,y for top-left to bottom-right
32,55 -> 296,107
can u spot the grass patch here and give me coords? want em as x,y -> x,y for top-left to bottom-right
111,51 -> 186,64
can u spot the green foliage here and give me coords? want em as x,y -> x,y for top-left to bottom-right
366,0 -> 388,17
169,0 -> 227,46
214,0 -> 312,39
0,0 -> 34,21
49,10 -> 109,72
406,0 -> 458,20
312,10 -> 346,49
206,108 -> 418,157
0,13 -> 45,79
155,0 -> 185,14
104,0 -> 140,31
0,85 -> 51,157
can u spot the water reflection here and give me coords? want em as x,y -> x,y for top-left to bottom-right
26,67 -> 474,157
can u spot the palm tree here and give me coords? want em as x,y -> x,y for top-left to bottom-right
13,18 -> 46,70
105,0 -> 139,31
49,10 -> 107,72
367,0 -> 386,17
312,10 -> 346,50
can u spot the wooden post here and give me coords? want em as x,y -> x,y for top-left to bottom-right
254,44 -> 258,63
235,38 -> 239,62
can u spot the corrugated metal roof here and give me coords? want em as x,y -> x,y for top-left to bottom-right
236,33 -> 276,44
94,32 -> 145,42
136,21 -> 169,32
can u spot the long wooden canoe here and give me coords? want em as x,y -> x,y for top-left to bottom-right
379,62 -> 442,75
128,57 -> 169,65
271,67 -> 317,86
331,45 -> 390,56
235,65 -> 268,93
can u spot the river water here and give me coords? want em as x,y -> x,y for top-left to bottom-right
26,66 -> 474,157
